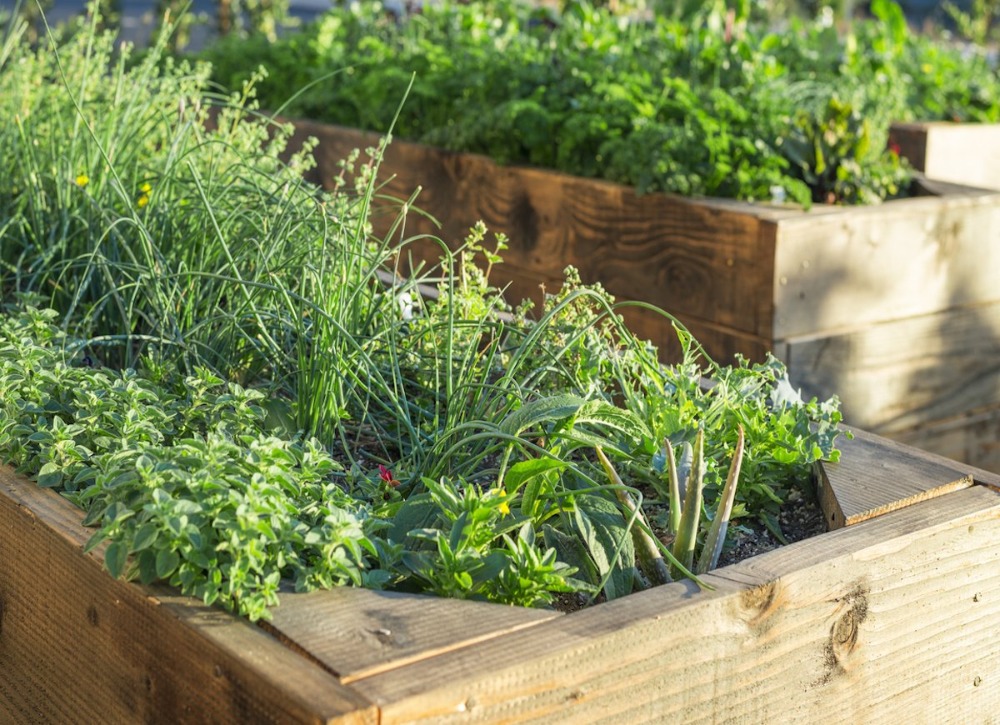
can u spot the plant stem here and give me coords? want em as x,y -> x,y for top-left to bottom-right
671,429 -> 704,578
595,446 -> 672,586
697,424 -> 745,575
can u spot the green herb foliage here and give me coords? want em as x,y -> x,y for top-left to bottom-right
0,14 -> 847,620
192,0 -> 1000,205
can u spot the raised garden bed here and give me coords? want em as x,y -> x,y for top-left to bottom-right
891,121 -> 1000,191
4,427 -> 1000,722
287,118 -> 1000,472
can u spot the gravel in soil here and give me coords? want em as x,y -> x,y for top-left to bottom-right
716,488 -> 827,567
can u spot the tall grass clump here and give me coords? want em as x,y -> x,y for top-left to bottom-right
0,10 -> 847,619
0,8 -> 401,439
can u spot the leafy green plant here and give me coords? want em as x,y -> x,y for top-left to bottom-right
782,95 -> 911,205
945,0 -> 1000,45
0,13 -> 849,622
658,425 -> 745,576
196,0 -> 921,206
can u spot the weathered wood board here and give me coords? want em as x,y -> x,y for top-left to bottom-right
287,119 -> 1000,470
776,301 -> 1000,432
891,121 -> 1000,191
816,425 -> 981,528
893,402 -> 1000,476
0,467 -> 378,725
263,587 -> 559,684
4,426 -> 1000,723
350,486 -> 1000,724
292,120 -> 1000,352
289,119 -> 789,362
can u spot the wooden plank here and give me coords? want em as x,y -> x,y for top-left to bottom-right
263,588 -> 560,684
891,121 -> 1000,190
0,468 -> 376,725
816,425 -> 977,529
349,485 -> 1000,723
293,118 -> 1000,379
771,186 -> 1000,339
600,304 -> 771,365
889,122 -> 929,172
781,301 -> 1000,432
296,118 -> 1000,350
296,119 -> 780,342
890,402 -> 1000,475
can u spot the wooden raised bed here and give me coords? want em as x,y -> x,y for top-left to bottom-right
3,429 -> 1000,722
891,121 -> 1000,191
287,119 -> 1000,472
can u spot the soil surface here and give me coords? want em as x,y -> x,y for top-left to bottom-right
716,488 -> 827,567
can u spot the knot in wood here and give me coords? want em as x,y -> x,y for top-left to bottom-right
828,584 -> 869,662
817,583 -> 870,685
832,610 -> 859,650
740,580 -> 782,631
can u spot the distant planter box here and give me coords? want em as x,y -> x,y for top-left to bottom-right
891,121 -> 1000,191
287,119 -> 1000,472
3,429 -> 1000,721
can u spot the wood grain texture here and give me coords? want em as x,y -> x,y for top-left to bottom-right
816,425 -> 983,529
350,486 -> 1000,723
891,402 -> 1000,474
293,118 -> 1000,345
5,424 -> 1000,722
771,185 -> 1000,340
294,119 -> 782,359
781,301 -> 1000,432
263,587 -> 559,684
891,121 -> 1000,190
0,468 -> 376,725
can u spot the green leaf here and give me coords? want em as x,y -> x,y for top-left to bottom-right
504,458 -> 567,494
130,522 -> 160,553
575,400 -> 651,441
473,550 -> 509,585
105,541 -> 128,579
697,426 -> 745,575
449,511 -> 470,554
389,494 -> 439,545
36,462 -> 64,488
672,431 -> 705,576
82,529 -> 107,555
542,524 -> 596,585
572,494 -> 635,601
156,548 -> 180,579
507,458 -> 565,520
499,394 -> 586,436
136,550 -> 158,584
81,504 -> 105,528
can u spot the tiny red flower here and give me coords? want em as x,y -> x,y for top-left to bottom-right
378,464 -> 400,487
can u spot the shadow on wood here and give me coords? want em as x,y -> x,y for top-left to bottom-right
284,118 -> 1000,471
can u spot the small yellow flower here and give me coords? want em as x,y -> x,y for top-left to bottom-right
136,182 -> 152,209
498,501 -> 511,516
75,174 -> 89,188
